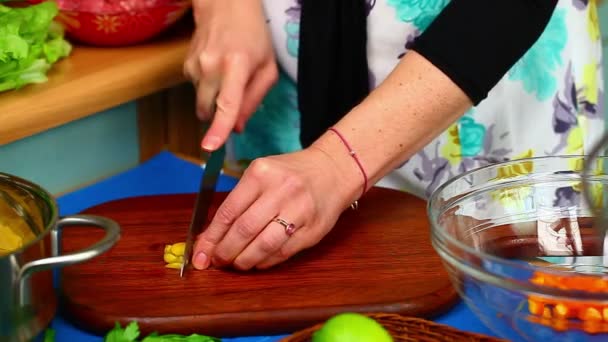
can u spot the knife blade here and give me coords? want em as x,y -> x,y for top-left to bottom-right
180,107 -> 226,277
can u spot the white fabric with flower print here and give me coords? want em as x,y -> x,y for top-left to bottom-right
225,0 -> 605,202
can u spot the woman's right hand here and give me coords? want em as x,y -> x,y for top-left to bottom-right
184,0 -> 278,151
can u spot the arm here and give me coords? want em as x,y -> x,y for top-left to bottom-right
312,0 -> 559,204
311,50 -> 471,204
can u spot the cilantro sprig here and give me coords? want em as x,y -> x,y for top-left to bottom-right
42,321 -> 220,342
105,322 -> 220,342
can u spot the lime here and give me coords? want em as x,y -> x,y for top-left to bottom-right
312,313 -> 393,342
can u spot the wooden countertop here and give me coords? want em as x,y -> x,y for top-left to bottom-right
0,26 -> 192,145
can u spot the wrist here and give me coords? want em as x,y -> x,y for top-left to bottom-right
309,129 -> 369,207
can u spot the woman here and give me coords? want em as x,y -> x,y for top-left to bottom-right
183,0 -> 605,271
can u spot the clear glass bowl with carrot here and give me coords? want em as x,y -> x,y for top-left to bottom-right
429,155 -> 608,341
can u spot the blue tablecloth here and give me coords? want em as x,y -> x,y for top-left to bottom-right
50,151 -> 497,341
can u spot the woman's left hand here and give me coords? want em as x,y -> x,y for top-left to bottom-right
191,147 -> 356,270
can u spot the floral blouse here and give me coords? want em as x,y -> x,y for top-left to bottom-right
224,0 -> 605,200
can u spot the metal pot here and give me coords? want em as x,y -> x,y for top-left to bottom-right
0,172 -> 120,342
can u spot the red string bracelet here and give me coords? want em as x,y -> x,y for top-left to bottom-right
327,127 -> 368,205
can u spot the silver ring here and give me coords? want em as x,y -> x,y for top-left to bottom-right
272,217 -> 297,236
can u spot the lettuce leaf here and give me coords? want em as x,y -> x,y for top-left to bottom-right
0,1 -> 71,92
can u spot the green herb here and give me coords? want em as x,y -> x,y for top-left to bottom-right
105,322 -> 141,342
104,321 -> 220,342
43,328 -> 55,342
0,1 -> 71,92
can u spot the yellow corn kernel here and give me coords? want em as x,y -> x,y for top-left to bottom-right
542,307 -> 552,319
581,307 -> 603,321
163,242 -> 186,270
528,299 -> 543,315
554,303 -> 569,318
170,242 -> 185,256
164,253 -> 178,264
603,307 -> 608,321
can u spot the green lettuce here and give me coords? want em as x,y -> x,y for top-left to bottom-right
0,1 -> 71,92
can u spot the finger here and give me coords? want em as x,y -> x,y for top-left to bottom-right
235,64 -> 279,132
211,190 -> 285,268
196,82 -> 220,122
196,52 -> 222,121
232,212 -> 302,271
201,55 -> 251,151
183,57 -> 201,85
192,176 -> 261,270
255,226 -> 316,270
183,30 -> 206,84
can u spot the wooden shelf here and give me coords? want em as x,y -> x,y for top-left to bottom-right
0,26 -> 192,145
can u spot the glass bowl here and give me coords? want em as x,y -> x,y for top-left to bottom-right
428,156 -> 608,341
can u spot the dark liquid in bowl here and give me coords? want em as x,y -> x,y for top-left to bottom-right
472,217 -> 606,270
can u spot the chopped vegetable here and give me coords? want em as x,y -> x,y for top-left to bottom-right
0,1 -> 71,92
104,321 -> 220,342
164,242 -> 185,269
527,271 -> 608,333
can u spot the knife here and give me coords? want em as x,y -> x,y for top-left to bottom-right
180,103 -> 226,278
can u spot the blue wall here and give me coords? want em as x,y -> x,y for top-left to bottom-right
0,102 -> 139,195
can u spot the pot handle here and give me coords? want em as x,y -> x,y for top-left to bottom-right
18,215 -> 120,304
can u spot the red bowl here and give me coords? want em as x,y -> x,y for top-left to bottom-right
50,1 -> 192,46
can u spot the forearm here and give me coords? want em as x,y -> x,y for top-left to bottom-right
310,0 -> 558,203
311,51 -> 471,203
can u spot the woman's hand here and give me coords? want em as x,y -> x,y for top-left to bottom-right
183,0 -> 278,151
190,49 -> 473,271
191,146 -> 361,270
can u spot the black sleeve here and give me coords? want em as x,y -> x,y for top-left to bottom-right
411,0 -> 559,105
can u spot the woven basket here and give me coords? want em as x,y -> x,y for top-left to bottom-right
282,313 -> 506,342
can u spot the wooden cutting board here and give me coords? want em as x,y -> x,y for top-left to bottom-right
59,187 -> 457,337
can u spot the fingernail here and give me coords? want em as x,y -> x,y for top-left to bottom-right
201,136 -> 220,151
193,252 -> 209,270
